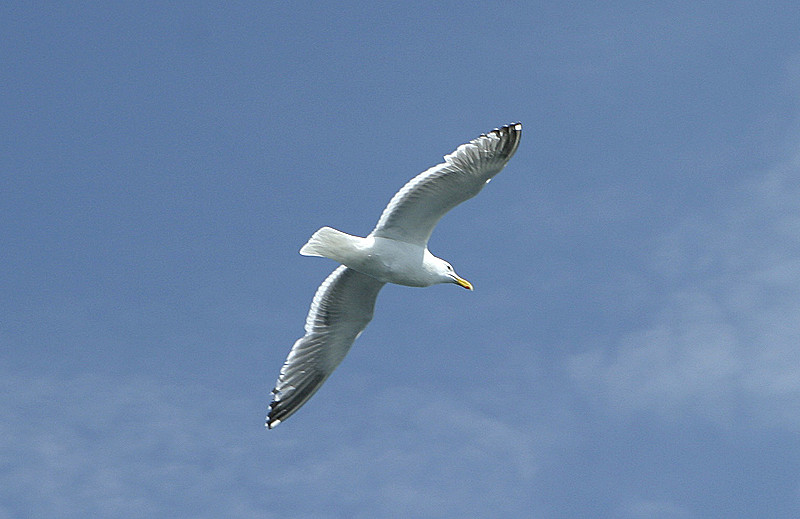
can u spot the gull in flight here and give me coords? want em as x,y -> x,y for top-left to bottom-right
267,123 -> 522,428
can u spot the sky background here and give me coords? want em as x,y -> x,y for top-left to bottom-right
3,2 -> 800,518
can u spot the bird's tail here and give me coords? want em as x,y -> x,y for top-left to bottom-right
299,226 -> 357,260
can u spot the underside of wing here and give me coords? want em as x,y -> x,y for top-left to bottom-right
370,123 -> 522,246
267,265 -> 385,428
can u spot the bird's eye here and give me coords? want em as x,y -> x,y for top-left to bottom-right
446,264 -> 453,271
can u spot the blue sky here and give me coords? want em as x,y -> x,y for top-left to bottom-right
3,2 -> 800,517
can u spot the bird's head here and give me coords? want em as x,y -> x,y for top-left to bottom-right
435,258 -> 473,290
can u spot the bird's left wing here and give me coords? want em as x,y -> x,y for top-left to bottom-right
267,265 -> 385,428
370,123 -> 522,247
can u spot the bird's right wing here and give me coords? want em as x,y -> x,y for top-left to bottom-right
267,265 -> 385,428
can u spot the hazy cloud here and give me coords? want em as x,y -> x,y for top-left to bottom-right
0,371 -> 275,519
1,370 -> 563,518
569,152 -> 800,429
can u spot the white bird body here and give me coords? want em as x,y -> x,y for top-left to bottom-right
300,228 -> 451,287
267,123 -> 522,428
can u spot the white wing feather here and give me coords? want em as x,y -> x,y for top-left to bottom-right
370,123 -> 522,246
267,266 -> 384,428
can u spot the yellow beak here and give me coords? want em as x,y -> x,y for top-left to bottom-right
453,275 -> 473,291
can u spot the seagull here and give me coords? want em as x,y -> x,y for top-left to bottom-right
267,123 -> 522,428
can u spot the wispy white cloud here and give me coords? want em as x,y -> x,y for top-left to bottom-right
0,371 -> 276,519
271,384 -> 555,517
568,151 -> 800,429
0,369 -> 564,518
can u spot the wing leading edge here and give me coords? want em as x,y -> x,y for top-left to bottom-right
370,123 -> 522,246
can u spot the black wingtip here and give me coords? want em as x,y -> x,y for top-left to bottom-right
266,387 -> 286,429
266,390 -> 286,429
485,122 -> 522,160
489,122 -> 522,137
483,122 -> 522,133
266,404 -> 284,429
266,395 -> 279,429
265,370 -> 328,429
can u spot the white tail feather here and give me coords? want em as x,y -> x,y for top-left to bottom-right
299,227 -> 356,260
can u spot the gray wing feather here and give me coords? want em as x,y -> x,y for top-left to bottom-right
267,265 -> 385,428
370,123 -> 522,246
